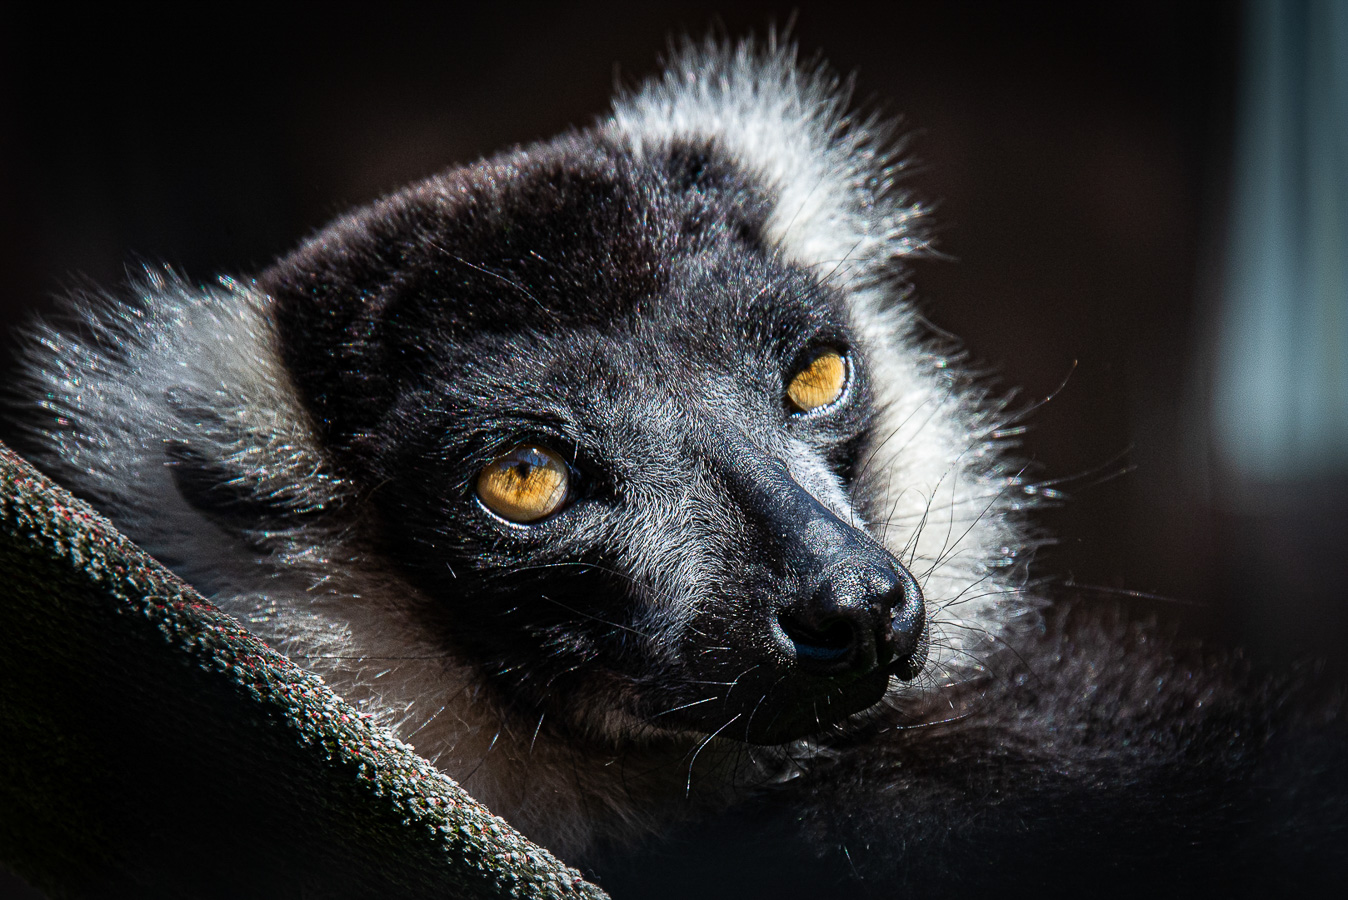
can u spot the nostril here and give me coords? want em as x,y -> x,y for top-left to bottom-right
780,613 -> 854,661
780,558 -> 924,678
778,610 -> 875,674
884,570 -> 927,680
888,614 -> 929,681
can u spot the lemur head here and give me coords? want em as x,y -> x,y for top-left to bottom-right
257,135 -> 927,746
27,46 -> 1028,806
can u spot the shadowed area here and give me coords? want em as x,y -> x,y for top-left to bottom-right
0,441 -> 605,900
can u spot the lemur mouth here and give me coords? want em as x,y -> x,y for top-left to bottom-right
753,615 -> 930,743
654,605 -> 931,746
708,660 -> 902,746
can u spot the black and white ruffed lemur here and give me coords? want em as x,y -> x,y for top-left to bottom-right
13,36 -> 1346,898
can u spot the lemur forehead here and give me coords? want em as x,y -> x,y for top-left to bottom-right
262,130 -> 845,445
433,265 -> 851,387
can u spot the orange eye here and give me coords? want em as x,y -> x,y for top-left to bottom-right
476,444 -> 570,523
786,350 -> 847,413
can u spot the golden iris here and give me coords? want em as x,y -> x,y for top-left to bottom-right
786,350 -> 847,413
477,444 -> 569,523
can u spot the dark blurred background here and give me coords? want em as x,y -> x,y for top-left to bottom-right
1,2 -> 1344,670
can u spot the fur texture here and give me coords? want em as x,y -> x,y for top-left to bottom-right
11,36 -> 1344,895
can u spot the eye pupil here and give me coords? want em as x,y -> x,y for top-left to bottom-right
477,444 -> 569,523
787,350 -> 847,413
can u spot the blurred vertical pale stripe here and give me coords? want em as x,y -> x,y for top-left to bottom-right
1214,0 -> 1348,479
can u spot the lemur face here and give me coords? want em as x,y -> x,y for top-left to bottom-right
260,138 -> 926,745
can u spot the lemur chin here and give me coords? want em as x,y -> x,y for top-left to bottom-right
13,35 -> 1346,895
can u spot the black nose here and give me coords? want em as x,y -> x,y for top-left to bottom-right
778,560 -> 925,678
712,455 -> 929,681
